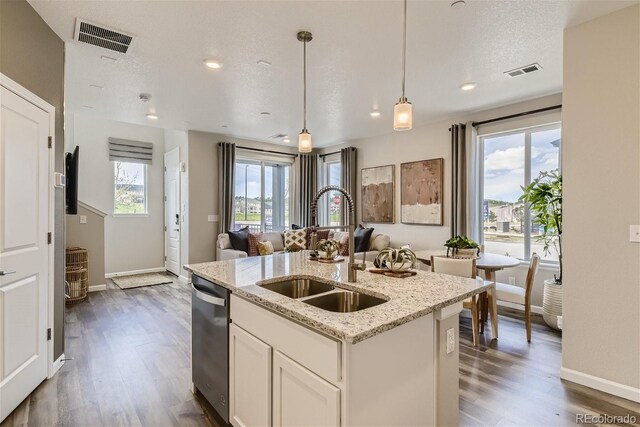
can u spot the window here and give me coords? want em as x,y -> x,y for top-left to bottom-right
234,156 -> 292,232
114,161 -> 147,214
321,155 -> 342,226
480,123 -> 561,262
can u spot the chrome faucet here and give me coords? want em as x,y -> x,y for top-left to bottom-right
310,185 -> 366,282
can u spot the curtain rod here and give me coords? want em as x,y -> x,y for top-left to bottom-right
236,146 -> 298,158
319,150 -> 340,158
471,104 -> 562,128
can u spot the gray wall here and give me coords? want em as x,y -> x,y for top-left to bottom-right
0,0 -> 65,360
562,5 -> 640,391
66,205 -> 106,289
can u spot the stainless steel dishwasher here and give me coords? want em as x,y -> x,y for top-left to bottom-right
192,275 -> 230,423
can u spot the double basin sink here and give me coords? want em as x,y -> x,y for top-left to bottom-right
259,278 -> 387,313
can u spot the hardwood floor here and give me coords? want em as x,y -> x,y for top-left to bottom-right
3,277 -> 639,426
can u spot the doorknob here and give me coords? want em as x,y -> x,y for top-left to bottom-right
174,228 -> 180,232
0,271 -> 16,276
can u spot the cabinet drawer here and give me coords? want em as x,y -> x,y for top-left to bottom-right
231,295 -> 341,384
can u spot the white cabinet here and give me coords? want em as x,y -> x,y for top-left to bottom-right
229,324 -> 272,427
273,351 -> 340,427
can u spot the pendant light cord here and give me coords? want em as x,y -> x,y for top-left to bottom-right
401,0 -> 407,100
303,38 -> 307,130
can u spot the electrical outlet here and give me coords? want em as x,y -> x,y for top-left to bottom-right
509,276 -> 516,285
446,328 -> 455,354
630,225 -> 640,243
79,215 -> 87,224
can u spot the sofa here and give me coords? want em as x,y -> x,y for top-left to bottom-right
217,230 -> 390,262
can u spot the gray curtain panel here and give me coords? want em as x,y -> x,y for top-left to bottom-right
298,153 -> 318,226
340,147 -> 357,222
451,123 -> 467,237
218,142 -> 236,234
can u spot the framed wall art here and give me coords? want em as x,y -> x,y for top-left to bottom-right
400,158 -> 443,225
361,165 -> 395,223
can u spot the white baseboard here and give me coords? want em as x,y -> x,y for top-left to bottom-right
498,300 -> 544,315
178,274 -> 190,284
88,284 -> 107,292
560,367 -> 640,403
105,267 -> 166,279
49,353 -> 65,378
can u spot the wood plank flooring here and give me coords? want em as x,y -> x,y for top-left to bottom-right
2,277 -> 639,427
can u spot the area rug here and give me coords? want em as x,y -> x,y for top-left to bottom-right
112,272 -> 173,290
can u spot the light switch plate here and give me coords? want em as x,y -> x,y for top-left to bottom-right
212,214 -> 220,222
630,225 -> 640,243
207,215 -> 215,223
79,215 -> 87,224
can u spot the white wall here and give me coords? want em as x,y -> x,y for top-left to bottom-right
323,93 -> 562,308
67,114 -> 166,274
164,129 -> 190,280
562,5 -> 640,400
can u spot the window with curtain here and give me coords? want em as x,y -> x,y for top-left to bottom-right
234,155 -> 292,232
480,122 -> 561,262
320,154 -> 342,226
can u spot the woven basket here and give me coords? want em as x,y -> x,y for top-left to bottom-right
66,247 -> 88,270
66,266 -> 88,304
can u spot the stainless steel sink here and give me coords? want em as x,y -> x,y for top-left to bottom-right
260,278 -> 335,299
302,291 -> 387,313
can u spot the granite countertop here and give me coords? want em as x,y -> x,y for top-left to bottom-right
185,252 -> 492,344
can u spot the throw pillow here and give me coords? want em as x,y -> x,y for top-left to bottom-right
257,241 -> 274,256
228,226 -> 250,253
247,232 -> 264,257
292,223 -> 323,249
284,229 -> 307,252
218,233 -> 232,249
354,225 -> 375,253
369,234 -> 391,251
339,233 -> 350,256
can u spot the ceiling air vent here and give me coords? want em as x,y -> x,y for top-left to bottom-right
74,19 -> 134,54
269,133 -> 288,139
504,63 -> 542,78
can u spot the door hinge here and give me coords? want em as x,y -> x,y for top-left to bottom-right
164,226 -> 167,231
164,196 -> 167,202
47,232 -> 52,244
164,166 -> 167,172
164,256 -> 167,261
47,328 -> 51,341
48,136 -> 52,149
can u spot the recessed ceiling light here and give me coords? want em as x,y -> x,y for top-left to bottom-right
257,60 -> 272,67
221,125 -> 228,128
451,0 -> 466,7
203,59 -> 223,69
260,112 -> 271,116
283,137 -> 290,143
370,111 -> 381,117
89,84 -> 104,90
146,113 -> 159,120
100,55 -> 118,62
460,82 -> 477,91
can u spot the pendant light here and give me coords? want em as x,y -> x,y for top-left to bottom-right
393,0 -> 412,131
297,31 -> 313,153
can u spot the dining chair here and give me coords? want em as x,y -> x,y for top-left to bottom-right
494,253 -> 540,342
430,256 -> 480,347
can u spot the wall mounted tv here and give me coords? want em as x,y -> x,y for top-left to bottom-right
65,146 -> 79,215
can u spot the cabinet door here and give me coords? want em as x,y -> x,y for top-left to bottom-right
230,324 -> 272,427
273,351 -> 340,427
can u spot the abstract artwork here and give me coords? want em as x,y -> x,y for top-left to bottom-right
401,158 -> 443,225
361,165 -> 395,223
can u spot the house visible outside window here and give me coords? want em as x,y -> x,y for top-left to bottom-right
480,123 -> 561,262
114,161 -> 147,214
234,155 -> 292,232
321,154 -> 342,227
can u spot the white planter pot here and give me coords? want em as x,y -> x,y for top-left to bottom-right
542,279 -> 563,330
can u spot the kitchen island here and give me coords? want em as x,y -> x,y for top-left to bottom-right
186,252 -> 490,426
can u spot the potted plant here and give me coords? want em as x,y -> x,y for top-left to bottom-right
444,235 -> 480,258
519,170 -> 562,330
374,248 -> 417,272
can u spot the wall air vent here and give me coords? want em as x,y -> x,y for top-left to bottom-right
74,19 -> 134,54
504,63 -> 542,78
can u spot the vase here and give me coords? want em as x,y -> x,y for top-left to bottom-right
453,248 -> 478,259
542,279 -> 563,330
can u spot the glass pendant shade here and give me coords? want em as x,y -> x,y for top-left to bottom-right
298,130 -> 312,153
393,99 -> 413,131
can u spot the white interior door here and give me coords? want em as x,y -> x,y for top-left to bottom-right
0,85 -> 50,422
164,148 -> 180,276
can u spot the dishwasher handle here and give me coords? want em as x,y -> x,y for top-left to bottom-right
192,283 -> 226,307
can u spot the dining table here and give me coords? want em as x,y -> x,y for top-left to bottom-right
413,250 -> 521,339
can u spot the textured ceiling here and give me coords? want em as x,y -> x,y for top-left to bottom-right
30,0 -> 635,147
